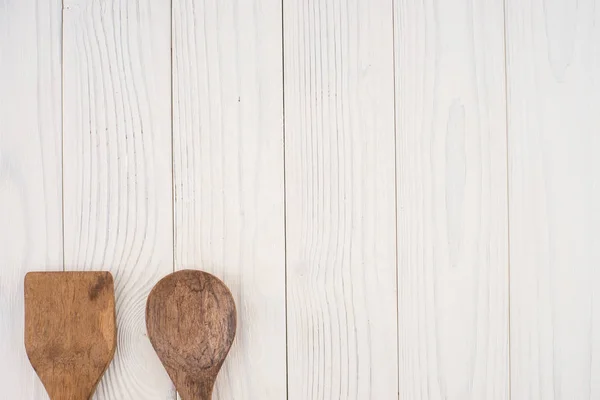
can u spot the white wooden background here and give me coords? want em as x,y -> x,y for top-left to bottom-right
0,0 -> 598,398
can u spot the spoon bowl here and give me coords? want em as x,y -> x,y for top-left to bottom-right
146,269 -> 236,400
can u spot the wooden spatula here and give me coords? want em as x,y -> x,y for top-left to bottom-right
24,271 -> 117,400
146,270 -> 237,400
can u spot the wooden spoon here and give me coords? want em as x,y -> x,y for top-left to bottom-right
146,269 -> 237,400
24,271 -> 117,400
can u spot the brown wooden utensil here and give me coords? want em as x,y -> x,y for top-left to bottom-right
146,269 -> 236,400
24,271 -> 117,400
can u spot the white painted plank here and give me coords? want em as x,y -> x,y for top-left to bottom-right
62,0 -> 174,398
0,0 -> 62,398
172,0 -> 286,398
505,0 -> 600,398
284,0 -> 398,398
394,0 -> 509,399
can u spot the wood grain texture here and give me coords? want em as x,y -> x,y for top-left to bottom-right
172,0 -> 286,398
25,272 -> 117,400
62,0 -> 174,398
0,0 -> 63,398
505,0 -> 600,398
147,270 -> 237,400
394,0 -> 509,398
283,0 -> 397,398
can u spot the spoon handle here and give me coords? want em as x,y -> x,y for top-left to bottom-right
177,376 -> 214,400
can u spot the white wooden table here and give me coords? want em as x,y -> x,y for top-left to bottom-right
0,0 -> 598,398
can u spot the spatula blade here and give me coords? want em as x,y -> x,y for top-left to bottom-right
24,271 -> 117,400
